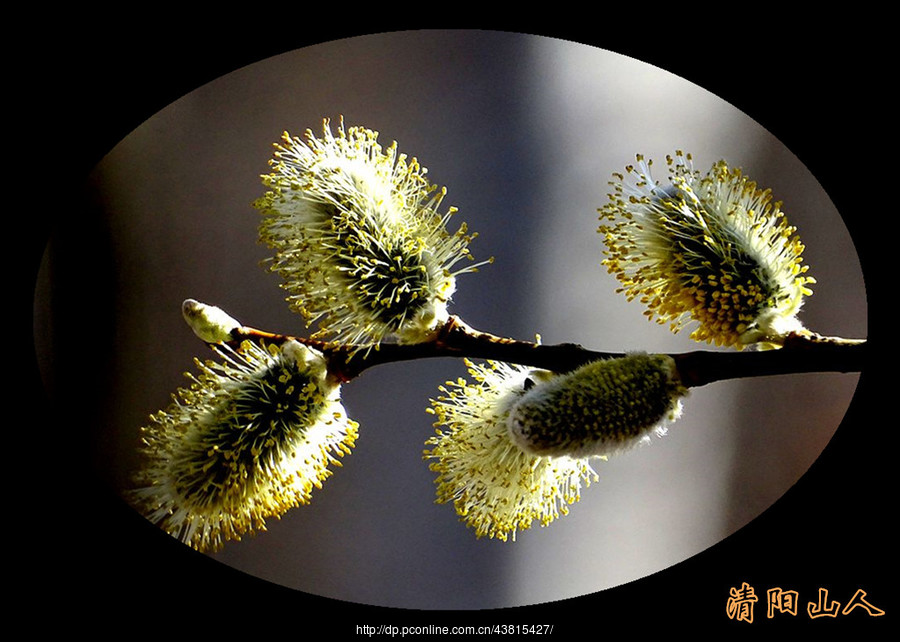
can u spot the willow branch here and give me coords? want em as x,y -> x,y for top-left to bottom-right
671,333 -> 867,388
225,316 -> 867,388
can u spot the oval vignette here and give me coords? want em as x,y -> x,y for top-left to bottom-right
34,30 -> 867,611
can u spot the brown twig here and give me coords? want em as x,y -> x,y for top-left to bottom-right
226,318 -> 867,387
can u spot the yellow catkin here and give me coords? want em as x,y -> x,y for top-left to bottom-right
424,360 -> 598,542
131,340 -> 358,552
254,117 -> 489,348
599,152 -> 814,348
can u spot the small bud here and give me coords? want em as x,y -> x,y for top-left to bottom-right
182,299 -> 241,343
507,353 -> 686,458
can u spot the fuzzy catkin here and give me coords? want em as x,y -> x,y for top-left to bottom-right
254,119 -> 486,347
599,152 -> 814,348
132,340 -> 358,552
507,353 -> 686,458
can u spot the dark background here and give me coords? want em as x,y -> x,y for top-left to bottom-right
21,20 -> 888,634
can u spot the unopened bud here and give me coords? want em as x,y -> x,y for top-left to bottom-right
182,299 -> 241,343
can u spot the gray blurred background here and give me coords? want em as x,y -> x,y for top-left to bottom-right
34,31 -> 866,610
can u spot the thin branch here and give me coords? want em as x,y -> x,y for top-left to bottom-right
672,333 -> 867,388
226,317 -> 867,388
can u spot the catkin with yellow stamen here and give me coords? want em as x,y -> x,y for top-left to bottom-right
254,117 -> 489,348
599,152 -> 814,348
424,360 -> 598,542
131,339 -> 358,552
